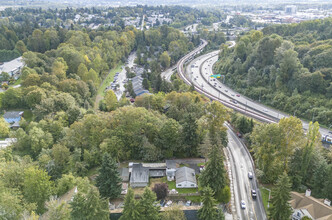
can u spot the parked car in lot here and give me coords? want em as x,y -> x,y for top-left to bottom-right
240,200 -> 246,209
165,200 -> 172,207
251,189 -> 257,199
248,172 -> 253,179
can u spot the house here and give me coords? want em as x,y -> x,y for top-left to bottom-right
166,160 -> 177,181
130,163 -> 149,188
0,57 -> 24,80
3,111 -> 23,128
175,167 -> 197,188
290,189 -> 332,220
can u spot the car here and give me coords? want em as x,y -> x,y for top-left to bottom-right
194,78 -> 197,80
236,94 -> 240,97
186,201 -> 192,206
225,89 -> 228,92
233,100 -> 238,104
251,189 -> 257,199
231,94 -> 235,96
263,108 -> 268,112
240,200 -> 246,209
219,86 -> 222,88
248,172 -> 253,179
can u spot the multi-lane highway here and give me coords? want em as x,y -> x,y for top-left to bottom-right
161,39 -> 208,82
187,47 -> 331,138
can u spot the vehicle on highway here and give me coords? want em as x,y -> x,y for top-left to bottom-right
225,89 -> 228,92
236,94 -> 240,97
233,100 -> 238,104
219,86 -> 222,88
251,189 -> 257,199
240,200 -> 246,209
231,94 -> 235,96
263,109 -> 268,112
248,172 -> 253,179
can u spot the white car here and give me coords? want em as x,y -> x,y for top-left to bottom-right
240,200 -> 246,209
263,108 -> 268,112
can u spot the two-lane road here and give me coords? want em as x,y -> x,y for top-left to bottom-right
226,124 -> 266,220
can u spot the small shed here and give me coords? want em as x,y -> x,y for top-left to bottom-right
175,167 -> 197,188
118,168 -> 130,182
166,160 -> 177,181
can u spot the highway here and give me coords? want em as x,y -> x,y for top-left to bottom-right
161,39 -> 208,82
188,47 -> 331,138
226,123 -> 266,220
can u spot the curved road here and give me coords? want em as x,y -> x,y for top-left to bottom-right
161,39 -> 208,82
191,48 -> 331,138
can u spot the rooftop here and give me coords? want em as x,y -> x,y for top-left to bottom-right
130,163 -> 149,184
3,111 -> 23,118
290,191 -> 332,220
0,57 -> 24,74
176,167 -> 197,184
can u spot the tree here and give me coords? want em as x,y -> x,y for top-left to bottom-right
0,117 -> 9,138
198,187 -> 218,220
70,186 -> 109,220
104,90 -> 118,111
46,198 -> 71,220
77,63 -> 88,79
160,51 -> 171,69
15,40 -> 27,54
23,166 -> 54,214
206,101 -> 229,144
161,205 -> 186,220
119,188 -> 140,220
324,164 -> 332,201
152,183 -> 168,201
268,172 -> 292,220
182,114 -> 199,156
138,187 -> 160,220
95,153 -> 122,199
217,186 -> 231,204
52,57 -> 68,80
199,145 -> 227,199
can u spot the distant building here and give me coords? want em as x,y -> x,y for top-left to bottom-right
130,163 -> 149,188
290,189 -> 332,220
3,111 -> 23,128
131,76 -> 150,97
285,5 -> 297,15
175,167 -> 197,188
0,57 -> 24,80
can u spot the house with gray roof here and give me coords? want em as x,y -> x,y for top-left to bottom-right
0,57 -> 24,80
175,167 -> 197,188
130,163 -> 149,188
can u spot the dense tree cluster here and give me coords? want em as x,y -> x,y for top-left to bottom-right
215,18 -> 332,126
251,118 -> 332,200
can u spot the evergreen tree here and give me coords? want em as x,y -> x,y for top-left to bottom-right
182,114 -> 199,156
96,153 -> 122,199
324,164 -> 332,201
138,187 -> 160,220
70,186 -> 109,220
119,188 -> 140,220
268,172 -> 292,220
199,145 -> 227,198
198,187 -> 218,220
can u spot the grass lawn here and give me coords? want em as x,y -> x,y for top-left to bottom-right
167,181 -> 198,194
197,162 -> 205,166
97,64 -> 122,96
260,187 -> 271,212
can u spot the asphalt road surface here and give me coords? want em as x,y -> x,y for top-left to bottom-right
188,45 -> 331,139
226,124 -> 267,220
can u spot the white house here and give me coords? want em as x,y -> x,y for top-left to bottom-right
175,167 -> 197,188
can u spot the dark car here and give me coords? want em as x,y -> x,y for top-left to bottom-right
251,189 -> 257,199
